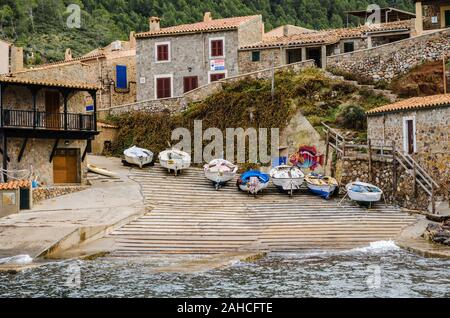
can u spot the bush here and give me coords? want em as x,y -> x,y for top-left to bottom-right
335,104 -> 366,130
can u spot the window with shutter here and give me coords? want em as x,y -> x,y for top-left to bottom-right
210,39 -> 224,57
156,77 -> 171,99
210,73 -> 225,82
183,76 -> 199,93
156,44 -> 169,61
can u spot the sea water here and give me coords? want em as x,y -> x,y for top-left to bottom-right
0,241 -> 449,298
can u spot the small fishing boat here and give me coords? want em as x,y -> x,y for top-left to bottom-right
123,146 -> 153,169
158,149 -> 191,175
236,170 -> 270,195
269,165 -> 305,195
305,173 -> 338,199
346,181 -> 383,207
87,164 -> 118,178
204,159 -> 238,190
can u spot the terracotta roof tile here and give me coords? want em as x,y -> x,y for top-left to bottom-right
241,20 -> 411,49
0,180 -> 31,190
0,76 -> 100,91
367,94 -> 450,115
136,15 -> 260,38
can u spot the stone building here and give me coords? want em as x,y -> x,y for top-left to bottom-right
135,13 -> 264,101
0,77 -> 99,186
10,34 -> 137,118
239,20 -> 414,73
0,39 -> 24,75
366,94 -> 450,198
415,0 -> 450,35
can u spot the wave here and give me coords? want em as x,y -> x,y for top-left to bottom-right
349,240 -> 400,254
0,255 -> 33,265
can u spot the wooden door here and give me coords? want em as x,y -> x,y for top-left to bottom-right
406,120 -> 414,154
45,91 -> 61,129
53,149 -> 79,184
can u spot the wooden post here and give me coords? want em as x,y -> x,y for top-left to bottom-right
325,129 -> 330,173
2,132 -> 7,183
431,183 -> 436,214
31,88 -> 38,129
392,142 -> 397,201
342,138 -> 346,157
62,90 -> 69,130
412,163 -> 417,196
368,139 -> 373,182
443,54 -> 447,94
0,84 -> 4,127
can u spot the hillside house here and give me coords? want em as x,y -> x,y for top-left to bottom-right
238,20 -> 414,73
0,39 -> 24,75
0,77 -> 99,186
10,33 -> 137,117
135,13 -> 264,101
415,0 -> 450,34
366,94 -> 450,198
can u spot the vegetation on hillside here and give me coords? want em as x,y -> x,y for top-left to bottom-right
0,0 -> 414,64
107,68 -> 390,162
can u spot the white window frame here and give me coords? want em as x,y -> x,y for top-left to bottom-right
209,37 -> 226,59
208,70 -> 228,84
402,115 -> 417,153
154,74 -> 173,100
154,41 -> 171,63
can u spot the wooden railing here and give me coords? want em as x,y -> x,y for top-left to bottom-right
1,109 -> 95,131
322,123 -> 440,214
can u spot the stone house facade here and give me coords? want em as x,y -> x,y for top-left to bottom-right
135,13 -> 264,101
415,0 -> 450,34
0,39 -> 24,75
366,94 -> 450,200
0,77 -> 99,186
10,34 -> 137,115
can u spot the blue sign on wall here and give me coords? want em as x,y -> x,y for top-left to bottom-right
86,105 -> 94,112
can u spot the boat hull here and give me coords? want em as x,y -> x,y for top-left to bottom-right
306,183 -> 337,199
273,178 -> 304,191
158,150 -> 191,174
124,154 -> 153,169
123,146 -> 153,169
205,171 -> 236,185
346,182 -> 383,203
238,182 -> 269,194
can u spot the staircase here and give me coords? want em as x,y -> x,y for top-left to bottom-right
322,123 -> 440,214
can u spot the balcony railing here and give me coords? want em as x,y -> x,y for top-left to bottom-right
0,109 -> 96,132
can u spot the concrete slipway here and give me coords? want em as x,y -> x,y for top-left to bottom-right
1,155 -> 448,273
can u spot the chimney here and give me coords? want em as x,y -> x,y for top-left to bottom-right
129,31 -> 136,49
10,46 -> 24,73
149,16 -> 161,31
65,48 -> 72,61
203,12 -> 212,22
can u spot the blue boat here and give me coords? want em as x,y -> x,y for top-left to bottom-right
237,170 -> 270,195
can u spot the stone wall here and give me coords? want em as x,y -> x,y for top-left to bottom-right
109,60 -> 315,115
367,106 -> 450,200
423,1 -> 444,30
327,29 -> 450,82
238,48 -> 284,74
335,155 -> 430,211
33,185 -> 88,203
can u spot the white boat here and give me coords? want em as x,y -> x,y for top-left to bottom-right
305,173 -> 339,200
123,146 -> 153,169
158,149 -> 191,175
204,159 -> 238,190
269,165 -> 304,195
346,181 -> 383,206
